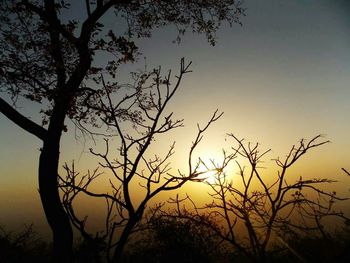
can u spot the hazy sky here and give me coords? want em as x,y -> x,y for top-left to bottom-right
1,0 -> 350,236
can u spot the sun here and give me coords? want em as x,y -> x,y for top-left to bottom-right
189,142 -> 239,186
194,148 -> 238,185
202,169 -> 219,184
196,157 -> 226,184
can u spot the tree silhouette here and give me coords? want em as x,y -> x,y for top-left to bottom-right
163,135 -> 349,263
0,1 -> 244,261
58,59 -> 222,262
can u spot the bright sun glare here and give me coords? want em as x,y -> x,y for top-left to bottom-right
202,169 -> 219,184
196,154 -> 231,184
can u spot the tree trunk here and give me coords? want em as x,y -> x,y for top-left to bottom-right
39,98 -> 74,262
39,136 -> 73,262
112,217 -> 138,263
0,97 -> 74,262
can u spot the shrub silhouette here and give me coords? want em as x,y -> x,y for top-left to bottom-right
2,222 -> 350,262
121,215 -> 224,263
284,225 -> 350,263
0,225 -> 51,263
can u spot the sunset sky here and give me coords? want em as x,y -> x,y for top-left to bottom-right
1,0 -> 350,237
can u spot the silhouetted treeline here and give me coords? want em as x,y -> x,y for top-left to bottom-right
2,220 -> 350,263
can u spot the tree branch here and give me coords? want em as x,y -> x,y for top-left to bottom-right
0,96 -> 47,140
342,168 -> 350,176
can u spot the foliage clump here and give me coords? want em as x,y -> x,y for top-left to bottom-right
0,225 -> 51,263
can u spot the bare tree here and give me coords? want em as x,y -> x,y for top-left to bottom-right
59,59 -> 222,262
162,135 -> 349,263
0,1 -> 244,261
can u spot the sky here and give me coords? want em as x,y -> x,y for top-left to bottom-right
1,0 -> 350,237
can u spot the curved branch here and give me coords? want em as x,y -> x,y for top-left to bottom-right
0,96 -> 47,140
